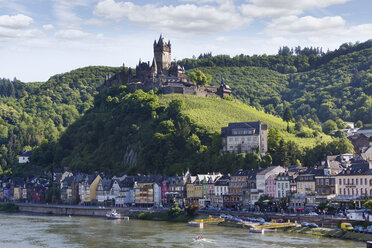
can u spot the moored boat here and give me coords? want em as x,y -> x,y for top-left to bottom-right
106,209 -> 129,220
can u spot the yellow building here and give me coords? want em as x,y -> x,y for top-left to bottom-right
81,175 -> 102,203
89,175 -> 101,201
296,169 -> 316,195
186,183 -> 195,198
13,187 -> 21,200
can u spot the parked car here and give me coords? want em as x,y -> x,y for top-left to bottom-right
341,223 -> 354,231
307,223 -> 319,228
301,222 -> 309,227
307,212 -> 318,216
353,225 -> 363,233
365,225 -> 372,233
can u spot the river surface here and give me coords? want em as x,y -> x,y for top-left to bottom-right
0,213 -> 365,248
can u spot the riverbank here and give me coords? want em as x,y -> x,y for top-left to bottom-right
281,226 -> 372,243
0,203 -> 18,212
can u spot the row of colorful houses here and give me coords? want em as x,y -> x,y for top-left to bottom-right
51,153 -> 370,210
0,176 -> 48,203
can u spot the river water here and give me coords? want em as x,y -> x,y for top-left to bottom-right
0,213 -> 365,248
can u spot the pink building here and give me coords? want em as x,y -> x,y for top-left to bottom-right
161,180 -> 168,205
265,175 -> 276,198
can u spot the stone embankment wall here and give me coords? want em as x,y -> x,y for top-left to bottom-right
15,204 -> 146,217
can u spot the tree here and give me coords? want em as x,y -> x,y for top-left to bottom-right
364,200 -> 372,210
283,107 -> 294,123
187,70 -> 211,86
355,120 -> 363,128
333,130 -> 346,138
322,120 -> 338,134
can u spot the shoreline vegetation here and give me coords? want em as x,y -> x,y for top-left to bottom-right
0,203 -> 19,212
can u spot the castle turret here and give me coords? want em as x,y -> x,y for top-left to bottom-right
154,34 -> 171,73
151,57 -> 157,75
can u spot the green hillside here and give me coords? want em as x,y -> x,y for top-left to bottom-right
30,89 -> 351,176
159,94 -> 332,147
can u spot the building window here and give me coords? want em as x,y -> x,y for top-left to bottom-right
356,189 -> 358,195
356,179 -> 358,185
343,179 -> 346,185
361,179 -> 363,185
365,178 -> 367,185
339,179 -> 342,185
352,179 -> 354,185
347,178 -> 350,185
339,188 -> 342,195
343,188 -> 346,195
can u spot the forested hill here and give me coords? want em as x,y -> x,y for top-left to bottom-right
0,66 -> 121,174
31,89 -> 351,176
184,40 -> 372,124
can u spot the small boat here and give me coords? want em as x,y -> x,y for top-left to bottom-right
249,228 -> 277,233
193,235 -> 204,241
106,209 -> 129,220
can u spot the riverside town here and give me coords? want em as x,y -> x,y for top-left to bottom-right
0,1 -> 372,246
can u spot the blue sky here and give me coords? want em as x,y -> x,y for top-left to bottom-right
0,0 -> 371,82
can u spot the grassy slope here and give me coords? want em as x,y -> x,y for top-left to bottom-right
159,94 -> 332,148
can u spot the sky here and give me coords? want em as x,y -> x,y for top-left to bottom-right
0,0 -> 371,82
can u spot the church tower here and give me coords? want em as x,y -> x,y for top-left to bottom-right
153,34 -> 171,73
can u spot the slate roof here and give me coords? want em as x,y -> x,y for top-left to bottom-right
137,175 -> 163,184
257,166 -> 280,175
214,175 -> 230,186
221,121 -> 267,137
101,179 -> 114,191
120,176 -> 136,188
20,151 -> 32,157
337,160 -> 371,176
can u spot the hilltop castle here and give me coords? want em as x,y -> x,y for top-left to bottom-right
103,35 -> 231,98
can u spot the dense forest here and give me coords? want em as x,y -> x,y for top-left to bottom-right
0,67 -> 121,174
0,39 -> 370,175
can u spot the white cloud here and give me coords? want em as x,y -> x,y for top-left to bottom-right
241,0 -> 350,18
43,24 -> 55,30
0,14 -> 33,29
94,0 -> 250,34
265,15 -> 346,36
54,29 -> 91,39
0,27 -> 41,39
84,18 -> 111,27
53,0 -> 90,28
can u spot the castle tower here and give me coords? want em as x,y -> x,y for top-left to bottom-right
153,34 -> 171,73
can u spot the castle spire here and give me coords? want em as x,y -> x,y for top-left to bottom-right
158,34 -> 164,44
151,57 -> 157,74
